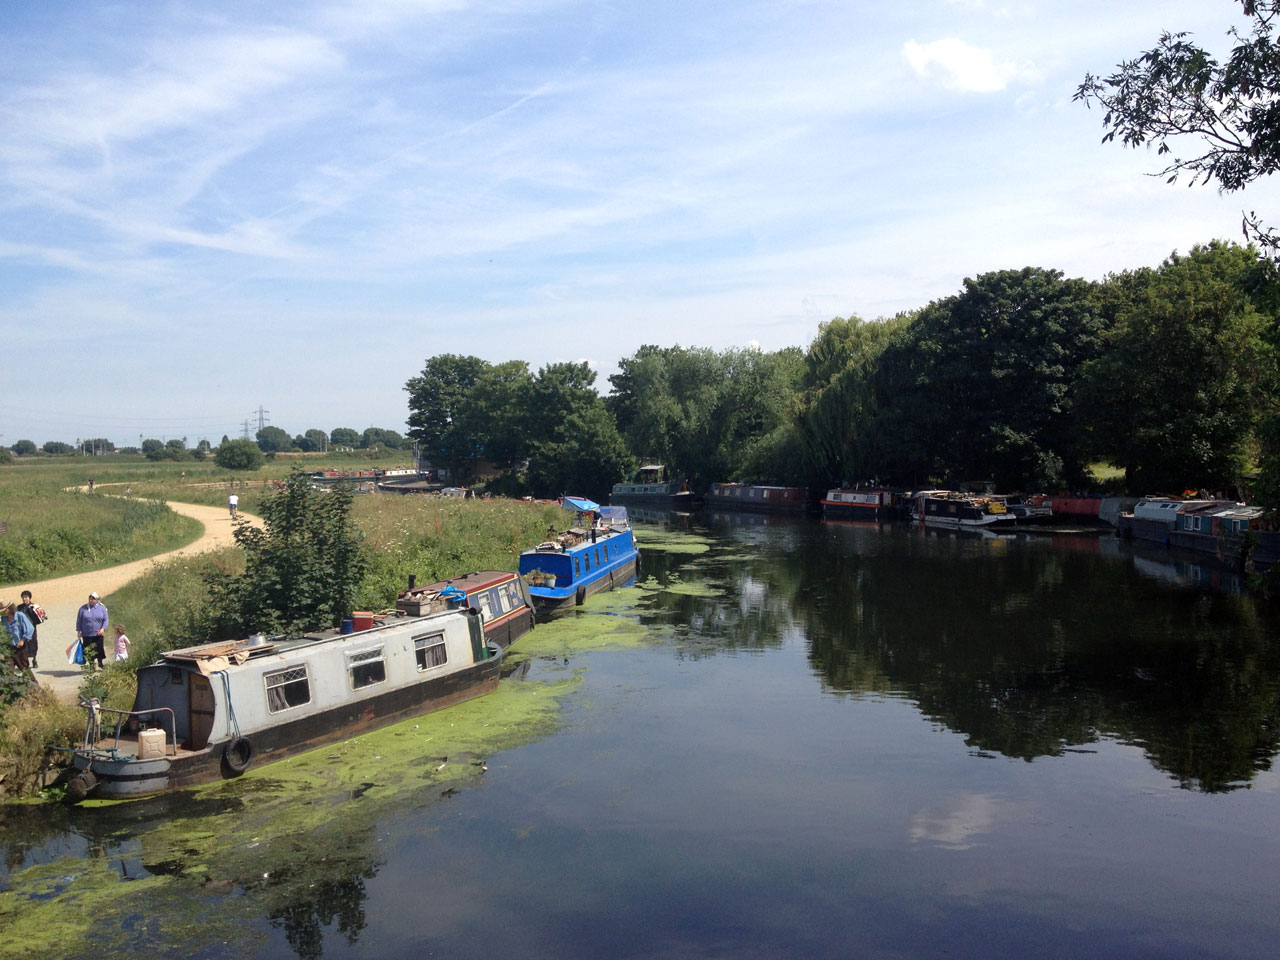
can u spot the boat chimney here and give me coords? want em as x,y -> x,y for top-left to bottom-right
408,574 -> 416,589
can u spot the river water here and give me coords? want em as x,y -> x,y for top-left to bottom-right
3,514 -> 1280,959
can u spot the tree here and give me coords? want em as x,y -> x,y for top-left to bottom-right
329,427 -> 360,448
794,315 -> 908,487
610,344 -> 806,488
872,268 -> 1105,489
201,471 -> 367,638
215,438 -> 265,471
164,438 -> 189,461
142,438 -> 166,462
1080,241 -> 1270,492
256,425 -> 292,453
404,355 -> 490,479
10,440 -> 36,456
41,441 -> 73,455
304,429 -> 328,452
526,404 -> 634,500
1075,1 -> 1280,252
360,427 -> 405,450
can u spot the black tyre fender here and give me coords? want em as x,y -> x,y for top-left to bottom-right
222,737 -> 255,776
575,585 -> 586,606
67,770 -> 97,804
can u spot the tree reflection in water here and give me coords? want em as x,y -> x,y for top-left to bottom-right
642,515 -> 1280,792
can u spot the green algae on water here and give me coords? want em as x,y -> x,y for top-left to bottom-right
0,675 -> 583,960
634,530 -> 711,554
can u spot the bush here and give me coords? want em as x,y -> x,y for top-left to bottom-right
215,439 -> 265,471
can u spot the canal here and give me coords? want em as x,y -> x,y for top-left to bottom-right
2,513 -> 1279,959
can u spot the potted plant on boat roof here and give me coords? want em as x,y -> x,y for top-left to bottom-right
523,568 -> 552,587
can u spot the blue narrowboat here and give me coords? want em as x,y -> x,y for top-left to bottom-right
518,499 -> 639,613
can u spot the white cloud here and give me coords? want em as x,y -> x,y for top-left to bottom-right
902,38 -> 1016,92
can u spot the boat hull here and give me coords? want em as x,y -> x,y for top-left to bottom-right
71,657 -> 502,798
528,556 -> 639,613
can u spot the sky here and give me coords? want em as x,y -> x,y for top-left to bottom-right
2,0 -> 1275,448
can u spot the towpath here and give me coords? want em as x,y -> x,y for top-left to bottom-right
4,493 -> 259,704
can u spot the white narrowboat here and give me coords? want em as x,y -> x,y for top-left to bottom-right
65,605 -> 500,802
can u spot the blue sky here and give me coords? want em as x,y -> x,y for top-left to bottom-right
1,0 -> 1274,447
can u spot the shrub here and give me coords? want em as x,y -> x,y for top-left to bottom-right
215,439 -> 265,471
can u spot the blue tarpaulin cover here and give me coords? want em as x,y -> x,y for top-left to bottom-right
562,496 -> 600,513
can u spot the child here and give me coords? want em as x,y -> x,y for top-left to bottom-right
113,624 -> 131,662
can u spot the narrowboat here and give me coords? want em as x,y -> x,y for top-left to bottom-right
611,464 -> 698,509
1116,497 -> 1215,544
911,491 -> 1015,529
63,605 -> 501,802
517,499 -> 639,614
397,570 -> 535,648
821,488 -> 898,521
705,482 -> 810,514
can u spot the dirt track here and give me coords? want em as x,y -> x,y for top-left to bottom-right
4,498 -> 259,703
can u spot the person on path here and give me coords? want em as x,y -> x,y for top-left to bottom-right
2,600 -> 37,683
16,590 -> 43,669
76,591 -> 109,671
228,493 -> 238,518
112,624 -> 131,662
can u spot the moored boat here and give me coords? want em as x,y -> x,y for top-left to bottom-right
912,491 -> 1015,529
517,499 -> 639,614
63,606 -> 501,802
705,482 -> 809,514
611,464 -> 697,509
397,570 -> 535,649
821,488 -> 898,521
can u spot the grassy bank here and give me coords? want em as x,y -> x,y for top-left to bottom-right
0,495 -> 562,798
0,490 -> 201,586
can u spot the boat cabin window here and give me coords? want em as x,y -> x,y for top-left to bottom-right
501,581 -> 522,610
415,632 -> 448,670
169,667 -> 184,685
265,665 -> 311,713
348,647 -> 386,689
475,590 -> 494,620
574,557 -> 581,577
595,548 -> 601,565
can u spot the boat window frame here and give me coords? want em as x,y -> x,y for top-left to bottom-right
414,632 -> 448,671
347,646 -> 387,690
265,664 -> 312,713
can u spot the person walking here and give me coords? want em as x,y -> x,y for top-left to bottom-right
16,590 -> 44,669
2,600 -> 37,684
76,591 -> 109,671
112,624 -> 131,662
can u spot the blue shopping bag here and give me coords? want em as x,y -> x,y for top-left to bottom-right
73,640 -> 85,665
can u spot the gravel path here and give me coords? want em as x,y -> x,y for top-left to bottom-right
4,496 -> 259,704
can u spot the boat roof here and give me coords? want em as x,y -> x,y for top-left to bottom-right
563,496 -> 601,512
415,570 -> 518,594
159,608 -> 466,673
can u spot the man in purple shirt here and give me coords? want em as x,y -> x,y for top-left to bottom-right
76,591 -> 109,671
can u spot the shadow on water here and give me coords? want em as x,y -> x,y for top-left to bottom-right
638,514 -> 1280,793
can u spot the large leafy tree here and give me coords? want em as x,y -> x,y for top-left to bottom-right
1075,1 -> 1280,252
794,315 -> 908,487
1080,241 -> 1272,492
215,438 -> 265,471
256,425 -> 292,452
609,345 -> 801,487
466,361 -> 534,470
872,268 -> 1104,490
202,471 -> 367,638
525,362 -> 632,499
404,354 -> 490,481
